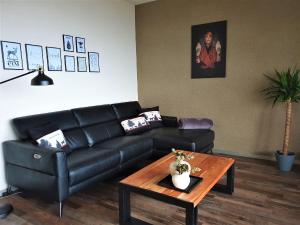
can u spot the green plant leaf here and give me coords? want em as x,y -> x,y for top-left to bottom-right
262,66 -> 300,104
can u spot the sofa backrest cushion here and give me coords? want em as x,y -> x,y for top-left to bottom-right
112,101 -> 142,120
12,110 -> 89,151
72,105 -> 124,147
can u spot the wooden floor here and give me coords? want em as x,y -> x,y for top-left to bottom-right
0,155 -> 300,225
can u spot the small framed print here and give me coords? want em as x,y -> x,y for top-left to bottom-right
64,55 -> 75,72
63,35 -> 74,52
25,44 -> 44,70
46,47 -> 62,71
75,37 -> 86,53
77,56 -> 87,72
1,41 -> 23,70
88,52 -> 100,72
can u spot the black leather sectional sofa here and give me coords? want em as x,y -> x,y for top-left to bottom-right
2,101 -> 214,217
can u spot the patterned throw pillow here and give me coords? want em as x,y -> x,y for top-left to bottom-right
36,130 -> 68,149
121,117 -> 150,135
140,111 -> 162,122
139,111 -> 163,129
28,122 -> 70,153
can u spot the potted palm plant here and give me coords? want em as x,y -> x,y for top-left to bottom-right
262,67 -> 300,171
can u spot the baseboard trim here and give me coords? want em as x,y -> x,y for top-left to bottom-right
213,149 -> 300,165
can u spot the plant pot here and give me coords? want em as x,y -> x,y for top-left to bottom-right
169,160 -> 191,176
172,172 -> 190,190
275,150 -> 295,172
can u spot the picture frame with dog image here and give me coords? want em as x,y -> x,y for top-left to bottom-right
1,41 -> 23,70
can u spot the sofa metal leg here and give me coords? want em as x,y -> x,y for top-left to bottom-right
7,185 -> 12,194
59,202 -> 63,218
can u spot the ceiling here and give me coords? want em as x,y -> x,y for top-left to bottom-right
127,0 -> 157,5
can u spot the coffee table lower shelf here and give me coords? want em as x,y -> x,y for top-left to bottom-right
119,164 -> 235,225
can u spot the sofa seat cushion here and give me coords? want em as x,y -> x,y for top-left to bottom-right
145,127 -> 214,152
67,148 -> 120,186
96,136 -> 153,163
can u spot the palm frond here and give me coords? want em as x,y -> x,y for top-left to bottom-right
262,66 -> 300,104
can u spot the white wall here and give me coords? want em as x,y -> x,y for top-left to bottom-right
0,0 -> 138,191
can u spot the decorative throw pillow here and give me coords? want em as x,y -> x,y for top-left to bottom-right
36,130 -> 68,149
121,117 -> 150,135
139,110 -> 163,129
28,122 -> 71,153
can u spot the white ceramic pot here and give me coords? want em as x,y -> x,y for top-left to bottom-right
169,160 -> 191,176
172,172 -> 190,190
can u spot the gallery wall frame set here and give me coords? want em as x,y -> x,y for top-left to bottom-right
2,36 -> 100,73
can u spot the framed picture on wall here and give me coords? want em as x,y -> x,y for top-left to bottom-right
77,56 -> 87,72
25,44 -> 44,70
63,35 -> 74,52
88,52 -> 100,72
1,41 -> 23,70
191,20 -> 227,78
64,55 -> 75,72
75,37 -> 86,53
46,47 -> 62,71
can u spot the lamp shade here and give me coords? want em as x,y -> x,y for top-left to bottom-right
31,70 -> 54,86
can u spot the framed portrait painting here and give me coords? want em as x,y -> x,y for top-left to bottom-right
88,52 -> 100,72
191,20 -> 227,78
25,44 -> 44,70
46,47 -> 62,71
1,41 -> 23,70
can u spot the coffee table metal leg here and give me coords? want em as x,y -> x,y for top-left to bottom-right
186,204 -> 198,225
119,186 -> 131,225
212,163 -> 235,194
227,164 -> 234,194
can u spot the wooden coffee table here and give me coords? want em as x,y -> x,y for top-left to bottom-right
119,151 -> 235,225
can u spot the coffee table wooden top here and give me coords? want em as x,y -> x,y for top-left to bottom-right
120,151 -> 235,206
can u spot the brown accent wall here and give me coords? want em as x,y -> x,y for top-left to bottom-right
136,0 -> 300,159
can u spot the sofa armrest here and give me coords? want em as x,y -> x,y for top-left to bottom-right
3,140 -> 67,177
161,116 -> 178,127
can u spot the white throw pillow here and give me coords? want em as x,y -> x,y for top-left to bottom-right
36,130 -> 68,149
121,117 -> 150,135
139,111 -> 162,122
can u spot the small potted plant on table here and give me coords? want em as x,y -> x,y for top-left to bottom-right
262,67 -> 300,171
169,149 -> 200,189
